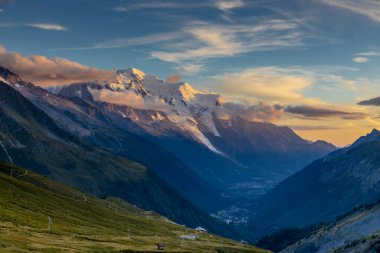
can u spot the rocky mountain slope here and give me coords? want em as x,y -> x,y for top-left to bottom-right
281,201 -> 380,253
0,162 -> 268,253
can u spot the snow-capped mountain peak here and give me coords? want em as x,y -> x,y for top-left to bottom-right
65,67 -> 223,152
116,67 -> 146,82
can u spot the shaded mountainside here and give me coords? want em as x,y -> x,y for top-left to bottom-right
247,130 -> 380,240
0,79 -> 231,236
0,162 -> 269,253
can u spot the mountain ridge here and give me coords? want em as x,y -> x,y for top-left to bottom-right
247,128 -> 380,240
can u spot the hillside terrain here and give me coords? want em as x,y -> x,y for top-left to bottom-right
281,201 -> 380,253
248,129 -> 380,239
0,162 -> 269,253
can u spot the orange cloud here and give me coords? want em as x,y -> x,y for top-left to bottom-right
0,45 -> 115,86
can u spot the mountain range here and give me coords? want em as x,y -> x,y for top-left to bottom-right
0,66 -> 335,224
49,67 -> 335,198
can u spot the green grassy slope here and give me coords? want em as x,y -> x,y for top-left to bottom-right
0,162 -> 270,253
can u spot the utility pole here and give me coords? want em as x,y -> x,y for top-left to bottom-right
48,216 -> 52,231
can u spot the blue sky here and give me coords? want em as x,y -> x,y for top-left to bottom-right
1,0 -> 380,145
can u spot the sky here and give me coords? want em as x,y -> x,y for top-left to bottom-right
1,0 -> 380,146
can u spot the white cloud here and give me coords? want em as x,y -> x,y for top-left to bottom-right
356,51 -> 380,57
89,88 -> 169,111
321,0 -> 380,23
175,64 -> 204,75
214,0 -> 244,12
27,23 -> 68,31
210,66 -> 368,105
352,57 -> 368,63
213,67 -> 314,104
215,102 -> 285,123
0,22 -> 68,31
0,45 -> 115,86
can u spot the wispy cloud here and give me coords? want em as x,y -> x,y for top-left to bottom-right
0,45 -> 115,86
112,0 -> 246,13
151,19 -> 305,63
356,51 -> 380,57
358,97 -> 380,106
112,1 -> 209,12
214,0 -> 244,12
56,31 -> 181,50
321,0 -> 380,23
285,105 -> 367,120
27,23 -> 68,31
57,18 -> 306,70
175,63 -> 204,75
0,22 -> 68,31
93,32 -> 180,49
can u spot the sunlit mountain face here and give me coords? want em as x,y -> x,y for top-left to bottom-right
2,0 -> 380,252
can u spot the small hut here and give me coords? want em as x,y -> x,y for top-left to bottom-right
157,242 -> 166,250
195,226 -> 207,233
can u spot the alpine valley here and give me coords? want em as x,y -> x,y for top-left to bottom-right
0,66 -> 335,219
3,66 -> 380,253
3,1 -> 380,252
